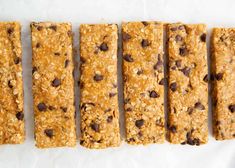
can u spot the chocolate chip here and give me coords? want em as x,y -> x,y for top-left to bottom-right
64,60 -> 70,68
37,26 -> 43,31
109,92 -> 117,98
175,35 -> 183,42
7,28 -> 14,35
137,69 -> 143,75
52,78 -> 61,87
159,78 -> 165,85
141,39 -> 150,48
200,33 -> 206,42
8,80 -> 13,88
149,91 -> 160,98
107,116 -> 113,123
61,107 -> 67,112
228,104 -> 235,113
194,102 -> 205,110
215,73 -> 223,80
123,54 -> 134,62
37,102 -> 47,111
170,27 -> 178,31
16,112 -> 24,120
203,74 -> 208,82
135,119 -> 144,128
14,57 -> 21,64
36,43 -> 41,48
99,42 -> 108,51
93,74 -> 103,81
122,32 -> 131,41
49,25 -> 57,31
67,30 -> 72,37
187,107 -> 194,115
142,21 -> 148,26
170,82 -> 177,92
175,60 -> 182,67
181,67 -> 191,77
153,60 -> 163,72
54,52 -> 60,56
168,125 -> 177,133
179,47 -> 188,56
48,106 -> 55,110
126,107 -> 132,112
178,25 -> 185,30
90,123 -> 99,132
32,67 -> 37,74
44,129 -> 54,138
215,120 -> 221,126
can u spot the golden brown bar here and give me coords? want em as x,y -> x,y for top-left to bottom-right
167,23 -> 208,145
211,28 -> 235,140
0,22 -> 24,144
122,22 -> 165,145
31,22 -> 76,148
79,24 -> 120,149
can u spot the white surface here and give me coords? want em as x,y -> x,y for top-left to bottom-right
0,0 -> 235,168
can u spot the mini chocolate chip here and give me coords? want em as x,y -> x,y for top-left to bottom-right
137,69 -> 143,75
171,66 -> 176,70
52,78 -> 61,87
49,25 -> 57,31
64,60 -> 70,68
178,25 -> 185,30
107,116 -> 113,123
124,98 -> 130,104
228,104 -> 235,113
170,27 -> 178,31
8,80 -> 13,88
37,103 -> 47,111
159,78 -> 165,85
7,28 -> 14,34
61,107 -> 67,112
67,30 -> 72,37
36,43 -> 41,48
109,92 -> 117,98
141,39 -> 150,48
187,107 -> 194,115
90,123 -> 99,132
149,91 -> 160,98
99,42 -> 108,51
54,52 -> 60,56
216,120 -> 221,126
104,108 -> 111,113
44,129 -> 53,138
48,106 -> 55,110
80,57 -> 86,64
215,73 -> 223,80
126,107 -> 132,112
123,54 -> 134,62
135,119 -> 144,128
175,60 -> 182,67
122,32 -> 131,41
32,67 -> 37,74
200,33 -> 206,42
16,112 -> 24,120
170,82 -> 177,92
153,60 -> 163,72
195,102 -> 205,110
169,125 -> 177,133
181,67 -> 191,77
94,74 -> 103,81
37,26 -> 43,31
14,57 -> 21,64
179,47 -> 188,56
142,21 -> 148,26
175,35 -> 183,42
138,131 -> 143,137
203,74 -> 208,82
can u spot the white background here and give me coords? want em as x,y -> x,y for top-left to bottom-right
0,0 -> 235,168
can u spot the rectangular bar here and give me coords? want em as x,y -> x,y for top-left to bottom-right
79,24 -> 120,149
167,23 -> 208,145
0,22 -> 24,144
31,22 -> 76,148
122,22 -> 165,145
211,28 -> 235,140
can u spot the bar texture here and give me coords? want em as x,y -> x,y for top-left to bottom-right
79,24 -> 120,149
31,22 -> 76,148
211,28 -> 235,140
167,23 -> 208,145
0,22 -> 24,144
122,22 -> 165,145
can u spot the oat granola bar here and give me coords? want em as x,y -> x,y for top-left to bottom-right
0,22 -> 24,144
122,22 -> 165,145
31,22 -> 76,148
79,24 -> 120,149
167,23 -> 208,145
211,28 -> 235,140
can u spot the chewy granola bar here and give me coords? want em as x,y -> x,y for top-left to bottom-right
79,24 -> 120,149
0,22 -> 24,144
31,22 -> 76,148
122,21 -> 165,145
167,23 -> 208,145
211,28 -> 235,140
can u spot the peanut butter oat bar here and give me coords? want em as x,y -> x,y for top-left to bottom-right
31,22 -> 76,148
167,23 -> 208,145
79,24 -> 120,149
0,22 -> 24,144
211,28 -> 235,140
122,22 -> 165,145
